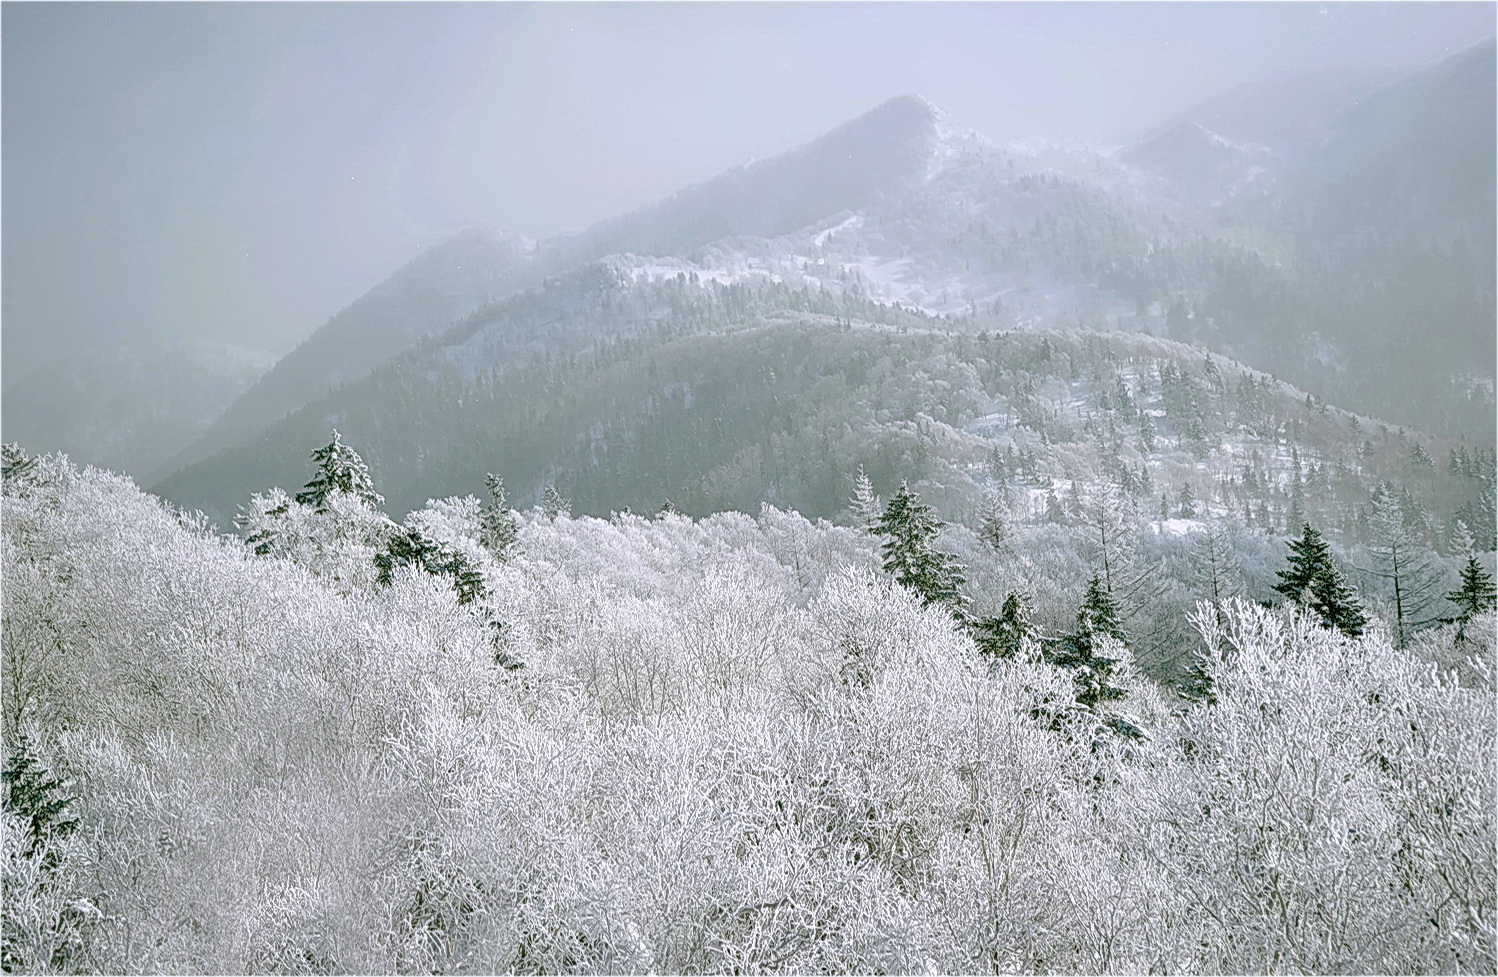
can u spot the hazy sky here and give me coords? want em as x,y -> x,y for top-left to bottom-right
4,1 -> 1494,364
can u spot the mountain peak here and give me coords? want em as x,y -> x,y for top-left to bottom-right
825,93 -> 945,150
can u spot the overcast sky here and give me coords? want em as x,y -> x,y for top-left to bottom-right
4,1 -> 1494,364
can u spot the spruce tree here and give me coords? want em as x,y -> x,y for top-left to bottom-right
1273,524 -> 1368,638
1049,576 -> 1129,711
479,474 -> 520,561
872,482 -> 966,611
1448,557 -> 1497,620
295,430 -> 383,512
541,485 -> 571,521
1,443 -> 37,486
850,466 -> 882,531
1177,484 -> 1197,519
376,527 -> 487,605
3,738 -> 78,861
978,491 -> 1007,551
971,592 -> 1035,661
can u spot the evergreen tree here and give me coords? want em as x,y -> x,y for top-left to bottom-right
978,491 -> 1007,551
1273,524 -> 1368,638
1049,576 -> 1129,711
1179,650 -> 1217,705
1138,413 -> 1157,453
3,738 -> 78,862
479,474 -> 521,561
872,482 -> 967,611
971,592 -> 1035,661
850,466 -> 881,531
1,443 -> 37,486
657,498 -> 678,518
375,528 -> 486,605
541,485 -> 572,521
1044,487 -> 1066,525
1177,484 -> 1197,519
294,430 -> 383,513
1448,557 -> 1497,620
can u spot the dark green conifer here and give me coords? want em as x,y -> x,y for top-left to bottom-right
3,739 -> 78,861
1448,557 -> 1497,620
972,592 -> 1035,661
872,482 -> 966,611
295,430 -> 383,512
1,443 -> 37,486
375,528 -> 486,605
479,474 -> 521,561
1273,524 -> 1368,638
541,485 -> 572,521
1049,576 -> 1129,711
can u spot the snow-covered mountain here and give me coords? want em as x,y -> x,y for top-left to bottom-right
153,48 -> 1495,521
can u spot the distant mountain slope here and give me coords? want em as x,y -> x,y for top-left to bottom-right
1135,64 -> 1404,153
1277,39 -> 1496,435
1,333 -> 273,476
156,272 -> 1482,563
1289,39 -> 1496,251
154,94 -> 1191,487
148,227 -> 535,483
1120,121 -> 1273,206
155,54 -> 1496,506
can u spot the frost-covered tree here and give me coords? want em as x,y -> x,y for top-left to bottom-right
971,591 -> 1035,661
1,443 -> 37,488
872,482 -> 966,611
1190,523 -> 1242,625
1177,484 -> 1197,519
850,465 -> 882,531
294,430 -> 383,513
541,485 -> 571,521
1362,491 -> 1446,648
978,491 -> 1008,551
1049,575 -> 1130,712
479,474 -> 520,561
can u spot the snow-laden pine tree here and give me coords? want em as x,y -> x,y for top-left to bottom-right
971,591 -> 1035,661
1273,524 -> 1368,638
1049,575 -> 1130,712
541,485 -> 571,521
375,526 -> 486,605
479,474 -> 520,561
850,465 -> 881,532
294,430 -> 383,513
871,482 -> 966,611
978,490 -> 1007,551
1,443 -> 37,487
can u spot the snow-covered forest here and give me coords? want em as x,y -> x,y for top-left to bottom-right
4,441 -> 1494,973
5,7 -> 1495,974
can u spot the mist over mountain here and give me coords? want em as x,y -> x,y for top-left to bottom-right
1134,64 -> 1404,153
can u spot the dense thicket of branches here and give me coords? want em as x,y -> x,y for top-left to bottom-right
3,455 -> 1494,974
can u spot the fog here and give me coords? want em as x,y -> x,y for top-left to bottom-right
3,1 -> 1492,372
